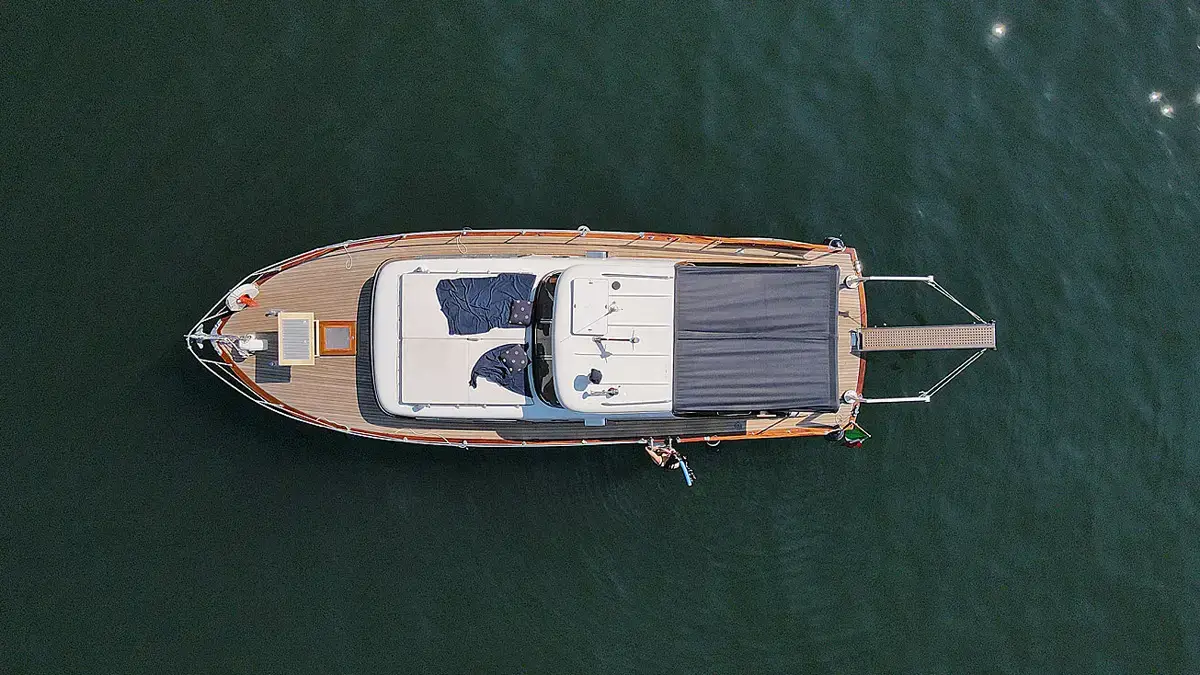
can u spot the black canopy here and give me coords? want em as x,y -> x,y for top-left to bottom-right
672,265 -> 840,414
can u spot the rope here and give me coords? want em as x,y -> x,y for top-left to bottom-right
850,421 -> 872,439
922,348 -> 988,398
927,280 -> 986,323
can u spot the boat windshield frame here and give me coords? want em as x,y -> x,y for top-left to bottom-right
531,271 -> 562,407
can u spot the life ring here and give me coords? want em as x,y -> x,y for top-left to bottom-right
225,283 -> 260,312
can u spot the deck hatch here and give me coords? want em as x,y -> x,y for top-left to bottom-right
570,278 -> 611,336
276,312 -> 315,366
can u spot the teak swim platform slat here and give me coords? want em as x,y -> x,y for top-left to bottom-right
187,229 -> 868,447
855,323 -> 997,352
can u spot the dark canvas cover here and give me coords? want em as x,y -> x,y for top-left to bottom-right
672,265 -> 840,413
469,343 -> 531,397
434,273 -> 535,335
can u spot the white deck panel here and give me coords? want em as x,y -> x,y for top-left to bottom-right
570,278 -> 611,336
401,337 -> 528,405
400,338 -> 468,404
553,263 -> 677,414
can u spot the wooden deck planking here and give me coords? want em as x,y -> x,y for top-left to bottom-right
856,323 -> 996,352
217,233 -> 863,444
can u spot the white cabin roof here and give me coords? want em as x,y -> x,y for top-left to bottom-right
551,263 -> 676,414
398,271 -> 528,406
371,256 -> 677,421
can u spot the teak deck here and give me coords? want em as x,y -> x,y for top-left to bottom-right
210,230 -> 866,446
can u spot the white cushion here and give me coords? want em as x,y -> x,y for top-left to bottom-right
402,338 -> 527,405
373,264 -> 532,415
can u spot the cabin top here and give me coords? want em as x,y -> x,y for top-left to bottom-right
370,256 -> 679,421
550,263 -> 676,414
369,255 -> 842,421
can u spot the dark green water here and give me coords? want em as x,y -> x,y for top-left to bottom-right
5,3 -> 1199,672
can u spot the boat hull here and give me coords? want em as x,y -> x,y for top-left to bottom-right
186,229 -> 866,447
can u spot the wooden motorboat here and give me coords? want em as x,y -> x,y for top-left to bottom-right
186,228 -> 994,452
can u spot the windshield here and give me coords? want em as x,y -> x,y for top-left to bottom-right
531,272 -> 562,407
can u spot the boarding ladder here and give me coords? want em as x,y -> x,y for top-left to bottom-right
854,323 -> 996,352
842,274 -> 996,405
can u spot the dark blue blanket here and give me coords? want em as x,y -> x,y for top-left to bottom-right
435,273 -> 536,335
469,344 -> 531,397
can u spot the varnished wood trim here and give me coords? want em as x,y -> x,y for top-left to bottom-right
263,229 -> 840,277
